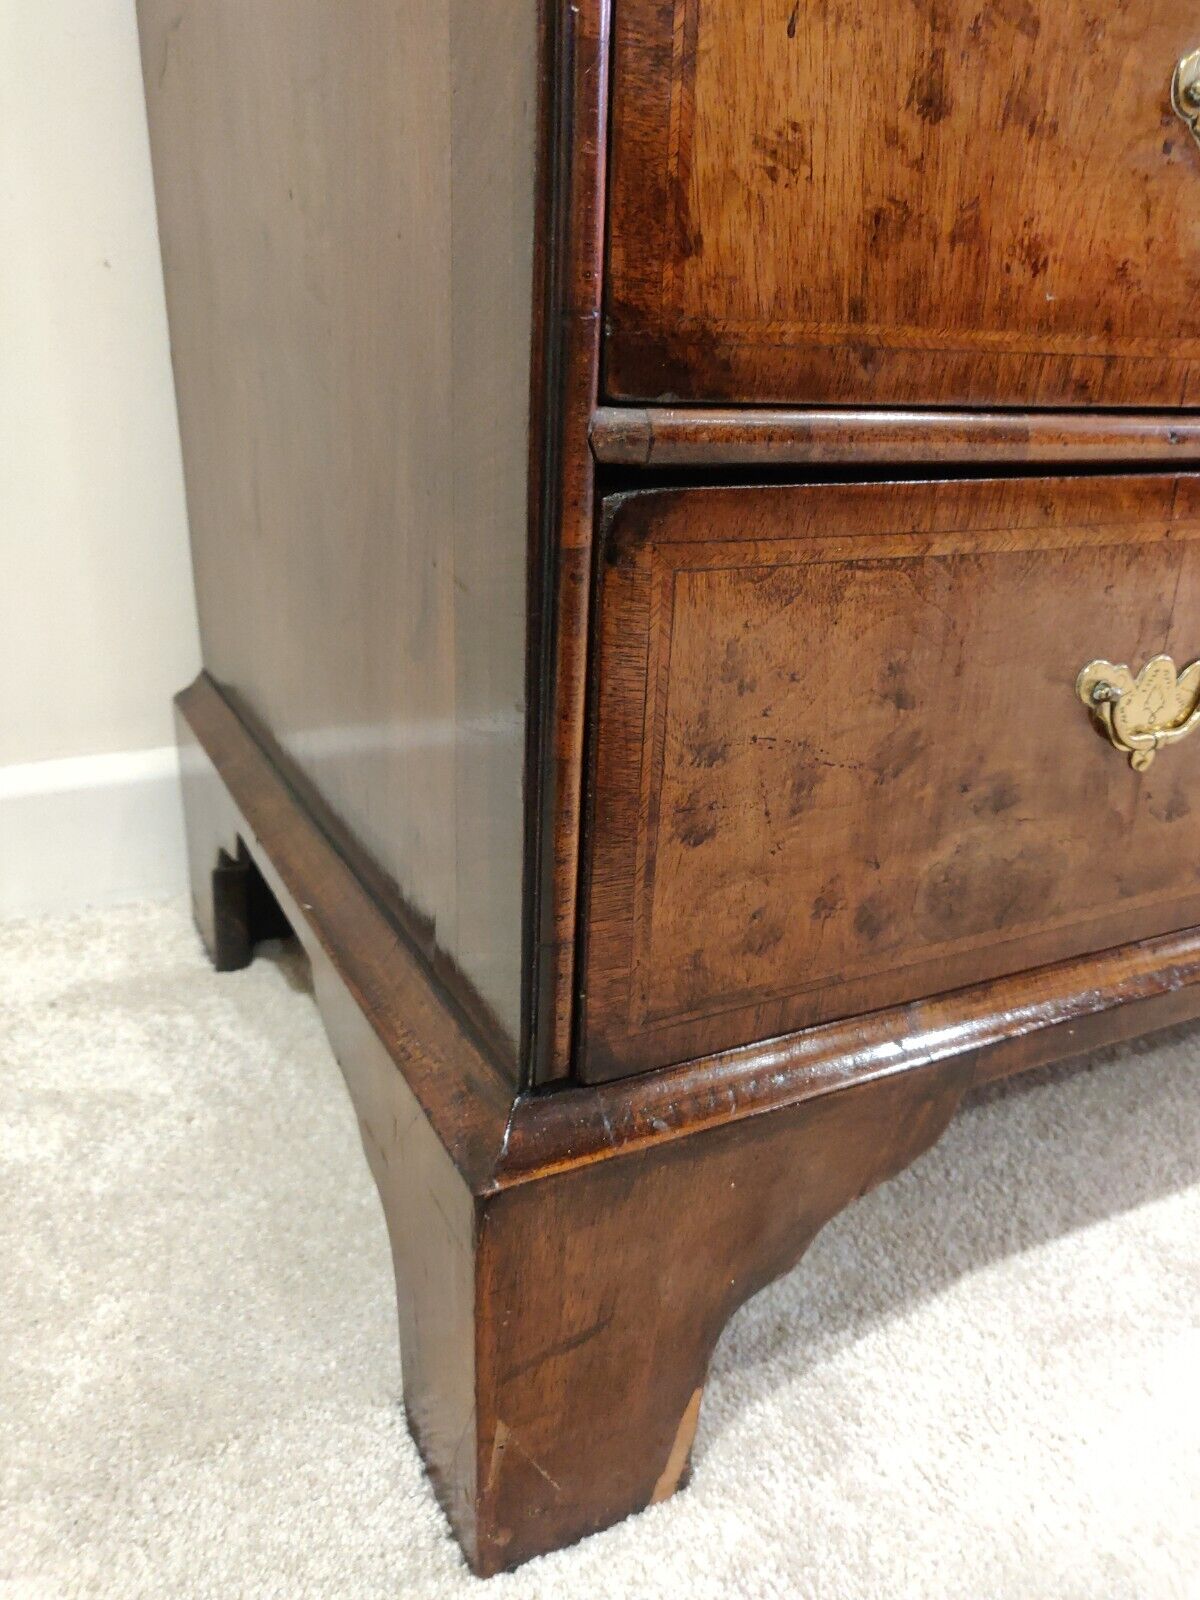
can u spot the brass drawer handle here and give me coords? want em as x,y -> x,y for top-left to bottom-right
1077,655 -> 1200,771
1173,51 -> 1200,151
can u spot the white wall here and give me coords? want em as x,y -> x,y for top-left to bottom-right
0,0 -> 200,914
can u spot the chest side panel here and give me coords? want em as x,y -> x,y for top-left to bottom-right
138,0 -> 537,1059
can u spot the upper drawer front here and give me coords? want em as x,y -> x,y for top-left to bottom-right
581,475 -> 1200,1081
606,1 -> 1200,407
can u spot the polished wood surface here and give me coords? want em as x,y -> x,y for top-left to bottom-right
145,0 -> 1200,1573
583,474 -> 1200,1078
605,0 -> 1200,405
471,1059 -> 966,1572
509,919 -> 1200,1174
138,0 -> 538,1061
177,676 -> 514,1185
524,0 -> 611,1084
177,678 -> 504,1560
591,407 -> 1200,468
178,675 -> 1200,1572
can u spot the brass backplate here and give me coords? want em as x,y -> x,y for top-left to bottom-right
1077,655 -> 1200,771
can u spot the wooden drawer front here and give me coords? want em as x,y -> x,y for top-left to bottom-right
606,0 -> 1200,407
581,476 -> 1200,1080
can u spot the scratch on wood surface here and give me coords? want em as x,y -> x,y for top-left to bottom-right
486,1419 -> 510,1494
651,1386 -> 703,1503
506,1296 -> 617,1382
487,1419 -> 564,1496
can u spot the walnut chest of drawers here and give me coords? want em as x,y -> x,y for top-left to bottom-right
139,0 -> 1200,1572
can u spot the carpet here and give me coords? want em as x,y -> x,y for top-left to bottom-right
3,900 -> 1199,1599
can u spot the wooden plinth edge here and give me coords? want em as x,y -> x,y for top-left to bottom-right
590,405 -> 1200,469
175,671 -> 1200,1573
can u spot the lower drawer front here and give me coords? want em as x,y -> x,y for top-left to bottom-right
581,474 -> 1200,1081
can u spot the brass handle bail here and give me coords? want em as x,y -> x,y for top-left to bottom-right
1077,655 -> 1200,772
1172,51 -> 1200,150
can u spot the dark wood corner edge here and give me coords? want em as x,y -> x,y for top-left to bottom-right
175,672 -> 515,1190
589,405 -> 1200,469
523,0 -> 611,1088
498,925 -> 1200,1185
176,671 -> 1200,1205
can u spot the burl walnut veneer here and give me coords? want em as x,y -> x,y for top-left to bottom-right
140,0 -> 1200,1573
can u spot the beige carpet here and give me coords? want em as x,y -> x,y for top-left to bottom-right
3,900 -> 1200,1599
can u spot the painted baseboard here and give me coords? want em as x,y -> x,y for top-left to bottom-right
0,745 -> 188,919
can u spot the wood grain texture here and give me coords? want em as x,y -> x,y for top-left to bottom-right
591,407 -> 1200,467
470,1059 -> 968,1571
177,672 -> 1200,1571
147,0 -> 1200,1570
583,474 -> 1200,1079
524,0 -> 611,1083
177,681 -> 493,1553
606,0 -> 1200,405
510,920 -> 1200,1174
176,675 -> 515,1186
177,672 -> 967,1570
138,0 -> 537,1062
